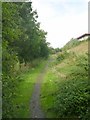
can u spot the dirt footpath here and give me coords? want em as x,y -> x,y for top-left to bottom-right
30,60 -> 49,118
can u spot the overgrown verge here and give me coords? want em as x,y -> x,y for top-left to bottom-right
54,54 -> 89,119
3,58 -> 47,118
41,41 -> 89,119
40,69 -> 58,118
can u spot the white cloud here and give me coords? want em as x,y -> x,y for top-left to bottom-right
31,0 -> 88,48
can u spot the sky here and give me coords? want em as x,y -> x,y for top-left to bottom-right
30,0 -> 89,48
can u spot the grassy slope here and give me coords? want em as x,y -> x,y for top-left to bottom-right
40,40 -> 88,119
12,59 -> 47,118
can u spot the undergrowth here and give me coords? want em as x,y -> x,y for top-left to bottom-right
41,40 -> 89,119
2,58 -> 47,118
54,54 -> 89,119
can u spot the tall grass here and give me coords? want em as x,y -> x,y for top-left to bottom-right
40,40 -> 89,119
54,54 -> 89,119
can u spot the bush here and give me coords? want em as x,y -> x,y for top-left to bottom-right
57,51 -> 69,62
54,55 -> 89,119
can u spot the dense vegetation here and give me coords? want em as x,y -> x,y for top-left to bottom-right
2,2 -> 49,118
41,40 -> 89,119
54,53 -> 89,119
2,2 -> 89,119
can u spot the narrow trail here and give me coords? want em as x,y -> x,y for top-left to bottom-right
30,59 -> 51,118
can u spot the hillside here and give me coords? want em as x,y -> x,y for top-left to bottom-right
62,38 -> 80,50
40,39 -> 89,119
68,40 -> 88,54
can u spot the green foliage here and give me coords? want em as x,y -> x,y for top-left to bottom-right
2,2 -> 49,118
54,54 -> 89,119
40,40 -> 88,119
49,47 -> 62,54
56,51 -> 69,61
41,70 -> 58,118
10,59 -> 47,118
54,48 -> 62,53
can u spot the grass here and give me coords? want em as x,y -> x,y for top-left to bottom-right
3,40 -> 88,118
40,70 -> 58,118
40,55 -> 60,118
11,59 -> 47,118
40,40 -> 89,119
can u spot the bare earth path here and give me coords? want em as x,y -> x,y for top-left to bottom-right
30,59 -> 51,118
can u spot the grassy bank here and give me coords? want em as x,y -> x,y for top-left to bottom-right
40,40 -> 89,119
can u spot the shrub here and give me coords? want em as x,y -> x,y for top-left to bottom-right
54,55 -> 89,119
56,51 -> 69,62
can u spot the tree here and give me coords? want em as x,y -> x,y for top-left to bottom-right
2,2 -> 50,117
